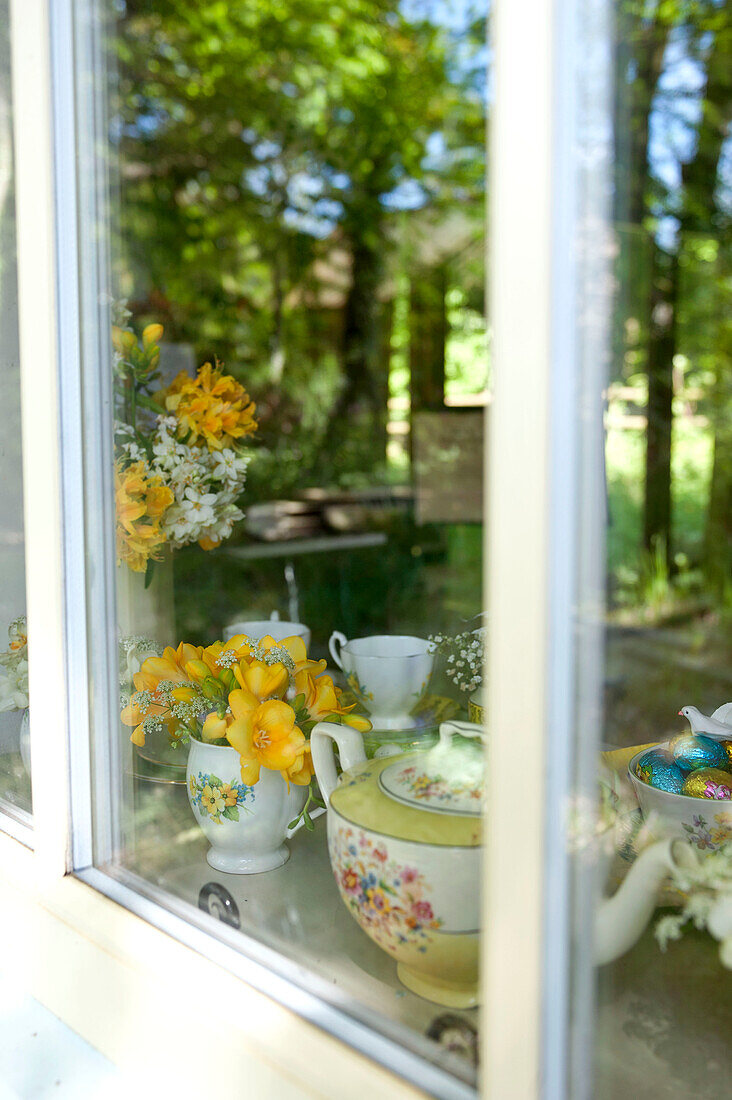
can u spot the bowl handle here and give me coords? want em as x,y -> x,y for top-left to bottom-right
311,721 -> 367,806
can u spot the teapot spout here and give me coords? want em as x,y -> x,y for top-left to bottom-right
594,838 -> 696,966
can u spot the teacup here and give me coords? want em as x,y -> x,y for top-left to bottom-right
223,618 -> 311,650
328,633 -> 435,730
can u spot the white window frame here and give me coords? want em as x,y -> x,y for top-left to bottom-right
0,0 -> 610,1096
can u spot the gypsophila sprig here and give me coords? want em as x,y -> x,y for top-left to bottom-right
429,627 -> 486,695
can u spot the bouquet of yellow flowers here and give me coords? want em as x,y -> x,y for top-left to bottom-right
121,633 -> 371,829
113,311 -> 257,575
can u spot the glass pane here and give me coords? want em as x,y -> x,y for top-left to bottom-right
0,1 -> 31,824
79,1 -> 487,1088
596,2 -> 732,1094
563,1 -> 732,1096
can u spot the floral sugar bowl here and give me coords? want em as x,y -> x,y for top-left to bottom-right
311,718 -> 484,1008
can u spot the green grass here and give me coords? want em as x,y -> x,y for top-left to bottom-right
606,419 -> 713,579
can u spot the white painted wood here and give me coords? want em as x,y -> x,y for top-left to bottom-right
0,832 -> 428,1100
8,0 -> 70,878
484,0 -> 554,1095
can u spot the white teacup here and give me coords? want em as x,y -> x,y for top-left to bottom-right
223,618 -> 312,650
328,633 -> 435,730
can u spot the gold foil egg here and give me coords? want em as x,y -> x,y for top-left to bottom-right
681,767 -> 732,801
720,741 -> 732,768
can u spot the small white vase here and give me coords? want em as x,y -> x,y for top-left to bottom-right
186,739 -> 307,874
116,547 -> 175,645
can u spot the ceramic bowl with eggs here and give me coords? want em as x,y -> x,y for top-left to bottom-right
628,735 -> 732,851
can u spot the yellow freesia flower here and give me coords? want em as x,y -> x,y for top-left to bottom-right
142,323 -> 164,349
122,642 -> 204,746
201,712 -> 228,742
185,636 -> 255,685
164,362 -> 257,451
283,742 -> 314,787
133,643 -> 202,693
115,459 -> 173,573
294,669 -> 372,733
225,697 -> 305,785
233,659 -> 289,702
258,634 -> 327,678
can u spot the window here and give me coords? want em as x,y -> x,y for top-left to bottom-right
72,1 -> 487,1091
2,1 -> 729,1096
0,0 -> 31,833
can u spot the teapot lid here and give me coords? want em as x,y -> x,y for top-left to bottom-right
377,721 -> 484,817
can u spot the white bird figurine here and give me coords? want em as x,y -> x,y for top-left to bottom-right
678,704 -> 732,741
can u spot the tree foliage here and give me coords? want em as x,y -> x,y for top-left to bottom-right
112,0 -> 485,487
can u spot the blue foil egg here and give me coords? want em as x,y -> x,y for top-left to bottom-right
671,733 -> 728,773
634,748 -> 685,794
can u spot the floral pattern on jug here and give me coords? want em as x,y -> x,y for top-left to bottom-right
330,825 -> 443,953
189,771 -> 254,825
682,811 -> 732,851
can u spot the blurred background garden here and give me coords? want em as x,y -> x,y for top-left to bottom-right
109,0 -> 731,743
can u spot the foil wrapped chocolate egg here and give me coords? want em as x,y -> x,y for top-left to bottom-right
671,733 -> 728,773
720,741 -> 732,768
634,749 -> 685,794
681,767 -> 732,801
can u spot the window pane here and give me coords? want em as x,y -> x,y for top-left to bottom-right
79,1 -> 487,1088
560,1 -> 732,1096
595,2 -> 732,1095
0,1 -> 31,825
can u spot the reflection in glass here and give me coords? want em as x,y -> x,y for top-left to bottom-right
0,0 -> 31,822
581,2 -> 732,1097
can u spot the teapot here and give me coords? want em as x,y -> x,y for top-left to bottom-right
312,718 -> 483,1008
312,720 -> 696,1006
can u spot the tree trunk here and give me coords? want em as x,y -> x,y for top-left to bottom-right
642,8 -> 731,557
704,367 -> 732,590
409,263 -> 447,414
328,228 -> 387,472
682,20 -> 732,585
643,244 -> 678,553
611,7 -> 674,555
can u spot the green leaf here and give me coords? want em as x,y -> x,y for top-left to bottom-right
144,559 -> 156,589
209,774 -> 222,786
136,393 -> 166,415
223,806 -> 239,821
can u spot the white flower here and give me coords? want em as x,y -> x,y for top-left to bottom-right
117,414 -> 250,551
0,661 -> 29,711
707,894 -> 732,942
212,448 -> 239,482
